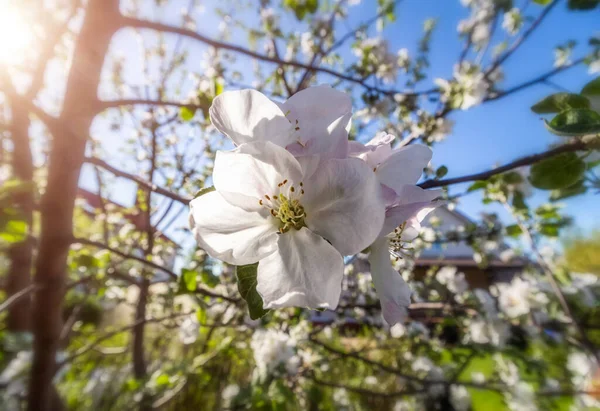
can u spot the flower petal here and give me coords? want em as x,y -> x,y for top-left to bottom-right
368,237 -> 411,326
189,191 -> 278,265
282,85 -> 352,158
209,89 -> 294,147
376,145 -> 432,192
213,141 -> 303,200
302,157 -> 385,255
380,186 -> 443,237
256,227 -> 343,309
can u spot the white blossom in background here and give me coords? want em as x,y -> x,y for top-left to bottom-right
353,37 -> 398,83
179,316 -> 200,345
493,277 -> 534,318
589,57 -> 600,74
436,62 -> 497,110
466,318 -> 509,347
450,385 -> 471,411
458,0 -> 496,48
436,266 -> 469,295
221,384 -> 240,408
471,372 -> 486,384
251,328 -> 298,380
568,351 -> 600,409
505,382 -> 538,411
562,273 -> 599,308
502,8 -> 523,35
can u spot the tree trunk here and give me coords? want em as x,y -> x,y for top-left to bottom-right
6,98 -> 33,332
27,1 -> 120,409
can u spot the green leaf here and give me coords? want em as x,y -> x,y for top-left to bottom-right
236,263 -> 269,320
544,109 -> 600,137
200,270 -> 219,288
531,93 -> 590,114
0,220 -> 27,243
505,224 -> 523,238
512,190 -> 528,211
550,179 -> 587,201
181,268 -> 197,292
435,166 -> 448,179
581,76 -> 600,96
533,0 -> 552,4
467,181 -> 488,192
180,106 -> 196,122
567,0 -> 599,10
529,152 -> 586,190
193,186 -> 216,198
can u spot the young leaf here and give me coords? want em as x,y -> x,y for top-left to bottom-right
582,76 -> 600,96
180,268 -> 198,292
236,263 -> 269,320
550,179 -> 587,201
567,0 -> 599,10
533,0 -> 552,4
435,165 -> 448,179
194,186 -> 216,198
529,152 -> 586,189
505,224 -> 523,237
531,93 -> 590,114
467,181 -> 488,192
180,106 -> 196,122
544,109 -> 600,137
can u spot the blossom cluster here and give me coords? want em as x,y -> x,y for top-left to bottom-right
189,86 -> 443,324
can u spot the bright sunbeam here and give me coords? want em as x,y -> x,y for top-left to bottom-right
0,1 -> 35,66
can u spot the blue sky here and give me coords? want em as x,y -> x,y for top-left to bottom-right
81,0 -> 600,250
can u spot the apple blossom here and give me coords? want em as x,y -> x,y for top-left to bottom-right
209,85 -> 352,158
189,141 -> 385,309
349,133 -> 443,325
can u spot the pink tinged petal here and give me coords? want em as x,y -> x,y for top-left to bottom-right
368,237 -> 411,326
366,132 -> 395,147
189,191 -> 278,265
347,141 -> 369,157
302,158 -> 386,256
282,85 -> 352,158
285,113 -> 351,158
380,186 -> 443,237
213,141 -> 303,200
376,145 -> 432,192
256,227 -> 344,309
209,89 -> 294,147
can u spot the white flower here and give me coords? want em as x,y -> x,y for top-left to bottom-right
179,316 -> 199,345
471,372 -> 486,384
589,58 -> 600,74
390,323 -> 406,338
189,141 -> 385,309
346,133 -> 442,324
495,277 -> 532,318
502,8 -> 522,35
506,382 -> 538,411
353,38 -> 398,83
222,384 -> 240,408
251,329 -> 297,379
209,86 -> 352,158
450,385 -> 471,411
436,266 -> 469,295
466,319 -> 509,347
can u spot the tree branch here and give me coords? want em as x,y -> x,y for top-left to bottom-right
120,16 -> 428,98
418,140 -> 588,189
84,156 -> 192,204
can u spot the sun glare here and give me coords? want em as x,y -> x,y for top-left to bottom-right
0,1 -> 35,65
